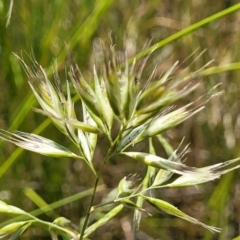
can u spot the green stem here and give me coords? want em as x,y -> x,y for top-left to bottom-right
79,178 -> 100,239
79,147 -> 113,239
79,116 -> 144,238
22,216 -> 78,239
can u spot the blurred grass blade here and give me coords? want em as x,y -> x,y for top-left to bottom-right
141,195 -> 221,233
24,188 -> 58,219
9,94 -> 36,132
205,173 -> 236,240
0,119 -> 51,179
57,0 -> 114,63
131,3 -> 240,62
0,92 -> 36,149
6,0 -> 14,27
84,204 -> 124,238
0,185 -> 105,229
197,62 -> 240,76
49,230 -> 58,240
232,236 -> 240,240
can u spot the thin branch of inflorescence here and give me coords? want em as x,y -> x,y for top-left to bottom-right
79,146 -> 115,239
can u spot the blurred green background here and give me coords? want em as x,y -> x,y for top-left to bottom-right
1,0 -> 240,239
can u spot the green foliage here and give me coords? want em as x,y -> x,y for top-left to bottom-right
1,1 -> 240,239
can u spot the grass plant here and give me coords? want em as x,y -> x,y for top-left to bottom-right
1,1 -> 240,239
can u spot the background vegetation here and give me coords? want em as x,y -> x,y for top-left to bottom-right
1,0 -> 240,239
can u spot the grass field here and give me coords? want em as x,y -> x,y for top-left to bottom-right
1,0 -> 240,239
